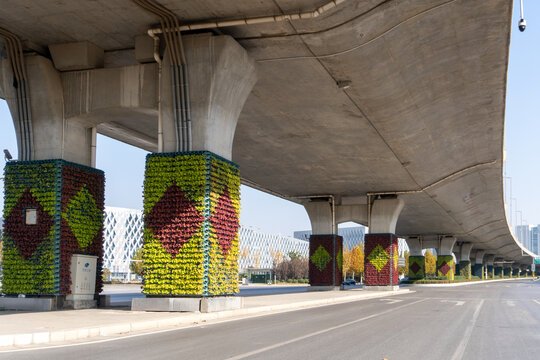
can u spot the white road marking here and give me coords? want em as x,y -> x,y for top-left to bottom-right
533,300 -> 540,306
450,299 -> 485,360
506,301 -> 516,307
380,299 -> 403,304
225,298 -> 429,360
441,300 -> 465,306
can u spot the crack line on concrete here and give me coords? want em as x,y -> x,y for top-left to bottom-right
225,298 -> 428,360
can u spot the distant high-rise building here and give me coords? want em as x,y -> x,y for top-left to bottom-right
529,226 -> 539,255
515,224 -> 531,250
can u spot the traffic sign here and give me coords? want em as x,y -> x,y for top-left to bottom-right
532,263 -> 536,272
534,257 -> 540,265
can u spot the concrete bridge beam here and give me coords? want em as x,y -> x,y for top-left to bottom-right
364,197 -> 404,289
160,33 -> 257,159
0,54 -> 94,165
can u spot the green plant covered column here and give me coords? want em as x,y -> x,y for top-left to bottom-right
458,260 -> 471,279
1,160 -> 105,295
472,264 -> 483,279
487,265 -> 494,278
308,235 -> 343,286
142,151 -> 240,296
408,255 -> 425,279
437,255 -> 454,280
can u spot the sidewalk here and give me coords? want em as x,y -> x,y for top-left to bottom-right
0,288 -> 410,348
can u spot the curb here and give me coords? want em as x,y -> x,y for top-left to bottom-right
404,277 -> 527,287
0,289 -> 411,348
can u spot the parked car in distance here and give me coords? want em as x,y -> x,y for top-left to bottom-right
342,279 -> 356,285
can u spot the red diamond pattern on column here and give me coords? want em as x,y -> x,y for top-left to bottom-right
210,187 -> 239,256
145,183 -> 204,258
439,261 -> 451,276
4,188 -> 55,260
410,261 -> 421,275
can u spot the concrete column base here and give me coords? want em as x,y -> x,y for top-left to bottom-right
63,299 -> 97,310
131,297 -> 243,313
308,286 -> 342,292
0,295 -> 98,311
0,296 -> 60,311
364,285 -> 400,291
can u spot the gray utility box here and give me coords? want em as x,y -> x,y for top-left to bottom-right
68,254 -> 97,301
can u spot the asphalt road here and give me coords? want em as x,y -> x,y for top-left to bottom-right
3,279 -> 540,360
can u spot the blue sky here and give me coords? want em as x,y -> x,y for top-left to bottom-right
0,1 -> 538,236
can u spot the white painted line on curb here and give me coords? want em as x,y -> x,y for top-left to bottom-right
224,298 -> 429,360
450,299 -> 485,360
532,300 -> 540,306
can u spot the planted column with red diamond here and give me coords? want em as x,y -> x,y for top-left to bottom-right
437,255 -> 455,280
1,160 -> 104,295
408,255 -> 425,280
142,151 -> 240,296
365,234 -> 399,287
308,235 -> 343,286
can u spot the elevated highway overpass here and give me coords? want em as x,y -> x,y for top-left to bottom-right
0,0 -> 535,299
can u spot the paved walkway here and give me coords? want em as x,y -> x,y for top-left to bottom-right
0,287 -> 410,348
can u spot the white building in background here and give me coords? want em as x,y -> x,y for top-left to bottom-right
101,207 -> 310,279
103,207 -> 144,280
238,227 -> 309,271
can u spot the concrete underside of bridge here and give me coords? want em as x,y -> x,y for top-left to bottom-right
0,0 -> 534,268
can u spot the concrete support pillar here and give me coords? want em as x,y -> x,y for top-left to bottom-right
0,54 -> 94,165
365,198 -> 403,289
304,200 -> 344,288
472,250 -> 485,279
455,243 -> 473,279
0,53 -> 105,309
160,34 -> 257,158
436,236 -> 457,280
485,255 -> 495,279
406,237 -> 424,280
141,34 -> 257,299
1,160 -> 104,305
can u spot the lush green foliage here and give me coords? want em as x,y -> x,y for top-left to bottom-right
142,152 -> 240,296
1,160 -> 104,295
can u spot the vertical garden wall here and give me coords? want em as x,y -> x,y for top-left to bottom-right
437,255 -> 455,280
408,255 -> 425,279
308,235 -> 343,286
364,234 -> 399,286
142,151 -> 240,296
1,160 -> 104,295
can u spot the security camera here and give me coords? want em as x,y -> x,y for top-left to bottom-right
519,18 -> 526,32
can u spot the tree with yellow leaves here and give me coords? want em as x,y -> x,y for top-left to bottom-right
425,250 -> 437,275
